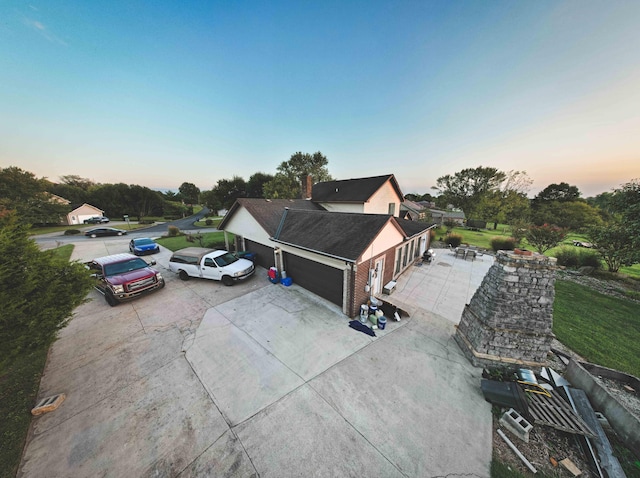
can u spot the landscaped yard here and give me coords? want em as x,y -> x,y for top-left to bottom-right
156,231 -> 232,252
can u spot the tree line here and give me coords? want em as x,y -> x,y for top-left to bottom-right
429,166 -> 639,272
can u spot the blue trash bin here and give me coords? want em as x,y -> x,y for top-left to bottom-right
378,316 -> 387,330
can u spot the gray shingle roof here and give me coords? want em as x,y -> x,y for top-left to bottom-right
219,198 -> 324,235
274,210 -> 395,261
312,174 -> 403,203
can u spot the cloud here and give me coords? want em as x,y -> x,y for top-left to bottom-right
23,17 -> 67,46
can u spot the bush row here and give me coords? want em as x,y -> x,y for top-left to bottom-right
552,247 -> 601,269
490,237 -> 516,252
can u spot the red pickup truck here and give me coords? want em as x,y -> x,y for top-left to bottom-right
86,253 -> 165,306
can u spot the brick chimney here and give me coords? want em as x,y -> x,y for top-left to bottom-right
302,175 -> 313,200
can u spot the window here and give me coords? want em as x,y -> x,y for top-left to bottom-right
388,203 -> 395,215
395,247 -> 402,274
402,244 -> 409,267
409,241 -> 414,261
204,258 -> 215,267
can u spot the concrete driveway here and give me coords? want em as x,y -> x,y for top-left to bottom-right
19,244 -> 494,477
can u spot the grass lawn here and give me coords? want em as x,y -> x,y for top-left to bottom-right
156,231 -> 232,252
553,280 -> 640,377
193,217 -> 223,228
49,244 -> 74,262
0,346 -> 49,478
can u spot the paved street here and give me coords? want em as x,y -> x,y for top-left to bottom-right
19,241 -> 495,477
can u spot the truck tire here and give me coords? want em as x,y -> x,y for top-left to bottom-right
105,291 -> 119,306
222,275 -> 234,286
179,270 -> 190,281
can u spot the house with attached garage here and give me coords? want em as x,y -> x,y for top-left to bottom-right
66,203 -> 106,225
219,174 -> 436,318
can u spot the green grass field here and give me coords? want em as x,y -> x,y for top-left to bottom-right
553,280 -> 640,377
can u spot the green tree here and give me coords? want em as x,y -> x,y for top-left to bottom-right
200,189 -> 222,212
265,151 -> 332,199
525,224 -> 567,254
611,179 -> 640,245
0,166 -> 69,225
0,213 -> 93,363
433,166 -> 507,220
211,176 -> 247,209
533,182 -> 581,205
531,200 -> 602,231
178,182 -> 200,205
588,220 -> 640,272
247,172 -> 274,198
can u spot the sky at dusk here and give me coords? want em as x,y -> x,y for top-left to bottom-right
1,1 -> 639,198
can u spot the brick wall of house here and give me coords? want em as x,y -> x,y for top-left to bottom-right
349,247 -> 398,317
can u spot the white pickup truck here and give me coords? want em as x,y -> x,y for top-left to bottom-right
168,247 -> 255,286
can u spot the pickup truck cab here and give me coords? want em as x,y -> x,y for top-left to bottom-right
168,247 -> 255,286
87,253 -> 165,306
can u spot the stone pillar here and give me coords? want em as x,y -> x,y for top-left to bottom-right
454,250 -> 557,369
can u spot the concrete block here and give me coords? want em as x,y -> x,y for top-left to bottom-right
499,408 -> 532,443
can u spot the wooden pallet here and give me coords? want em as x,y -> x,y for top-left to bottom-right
526,388 -> 596,437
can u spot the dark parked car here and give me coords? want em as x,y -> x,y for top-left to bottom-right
84,216 -> 110,224
85,227 -> 127,238
129,238 -> 160,255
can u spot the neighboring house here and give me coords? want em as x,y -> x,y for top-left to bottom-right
66,203 -> 105,225
44,192 -> 71,205
428,208 -> 466,226
219,197 -> 434,318
400,199 -> 428,221
311,174 -> 404,217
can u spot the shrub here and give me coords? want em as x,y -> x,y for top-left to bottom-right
526,224 -> 567,254
64,229 -> 81,235
206,241 -> 228,250
553,247 -> 602,269
205,219 -> 213,226
167,225 -> 180,237
579,250 -> 602,269
490,236 -> 516,252
138,220 -> 155,225
445,233 -> 463,248
554,247 -> 580,268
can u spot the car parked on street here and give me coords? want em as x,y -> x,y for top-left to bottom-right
84,216 -> 110,224
86,253 -> 165,306
129,238 -> 160,255
85,227 -> 127,238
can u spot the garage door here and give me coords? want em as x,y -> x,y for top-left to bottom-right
283,252 -> 343,306
245,240 -> 275,270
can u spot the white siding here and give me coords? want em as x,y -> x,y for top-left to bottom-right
223,207 -> 272,245
318,202 -> 364,214
358,222 -> 404,265
363,181 -> 402,216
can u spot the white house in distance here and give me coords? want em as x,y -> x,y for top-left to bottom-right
66,203 -> 105,225
219,174 -> 435,318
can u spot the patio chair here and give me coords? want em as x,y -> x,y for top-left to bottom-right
466,250 -> 477,261
455,248 -> 466,259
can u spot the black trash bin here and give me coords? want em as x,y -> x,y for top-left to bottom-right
480,379 -> 530,419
